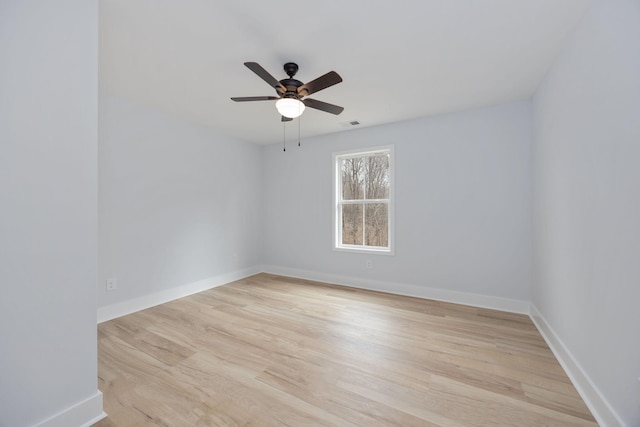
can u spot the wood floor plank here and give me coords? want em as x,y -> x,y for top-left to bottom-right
94,273 -> 597,426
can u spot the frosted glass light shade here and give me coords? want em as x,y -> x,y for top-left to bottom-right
276,98 -> 305,119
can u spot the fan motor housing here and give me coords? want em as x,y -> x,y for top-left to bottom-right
277,78 -> 303,97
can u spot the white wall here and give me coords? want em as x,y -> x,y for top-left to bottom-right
263,102 -> 532,308
532,0 -> 640,425
98,95 -> 263,316
0,1 -> 104,426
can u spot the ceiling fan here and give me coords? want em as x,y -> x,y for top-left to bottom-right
231,62 -> 344,121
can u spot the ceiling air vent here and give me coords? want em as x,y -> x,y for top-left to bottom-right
339,120 -> 361,128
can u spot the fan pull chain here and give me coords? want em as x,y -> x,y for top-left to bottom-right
298,115 -> 301,147
283,121 -> 286,152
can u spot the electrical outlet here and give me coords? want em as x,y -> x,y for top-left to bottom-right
365,259 -> 373,269
106,278 -> 118,291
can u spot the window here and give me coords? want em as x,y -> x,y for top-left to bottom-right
334,146 -> 394,254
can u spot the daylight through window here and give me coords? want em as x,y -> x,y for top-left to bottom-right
334,147 -> 393,253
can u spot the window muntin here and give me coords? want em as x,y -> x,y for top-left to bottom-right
334,147 -> 393,254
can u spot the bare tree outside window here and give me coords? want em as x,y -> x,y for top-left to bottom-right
336,150 -> 391,250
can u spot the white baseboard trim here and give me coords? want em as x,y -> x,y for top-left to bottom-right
262,265 -> 530,314
97,265 -> 262,323
529,304 -> 625,427
36,390 -> 105,427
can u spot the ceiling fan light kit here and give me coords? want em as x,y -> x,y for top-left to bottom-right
231,62 -> 344,120
276,98 -> 305,119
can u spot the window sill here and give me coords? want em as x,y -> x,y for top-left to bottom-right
334,245 -> 395,256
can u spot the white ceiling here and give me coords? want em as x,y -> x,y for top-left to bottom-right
99,0 -> 588,145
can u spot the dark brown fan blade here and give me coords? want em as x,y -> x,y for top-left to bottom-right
303,98 -> 344,115
281,116 -> 293,122
231,96 -> 279,102
298,71 -> 342,97
244,62 -> 286,91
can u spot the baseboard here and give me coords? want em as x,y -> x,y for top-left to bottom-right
97,265 -> 262,323
36,390 -> 105,427
262,265 -> 530,314
529,304 -> 625,427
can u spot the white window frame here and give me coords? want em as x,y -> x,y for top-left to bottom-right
333,145 -> 394,255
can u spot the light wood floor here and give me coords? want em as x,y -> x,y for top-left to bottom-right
94,273 -> 597,426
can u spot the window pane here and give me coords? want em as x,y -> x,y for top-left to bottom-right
365,203 -> 388,247
365,154 -> 389,200
341,204 -> 363,245
335,147 -> 392,253
341,157 -> 364,200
